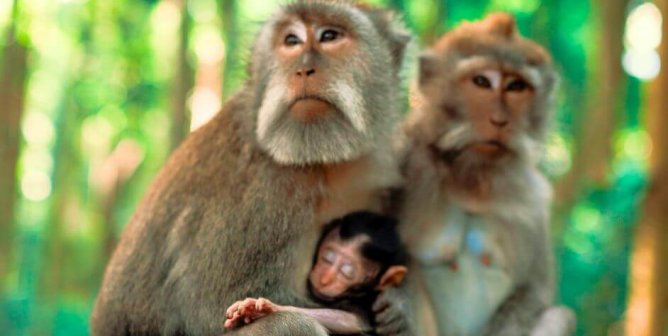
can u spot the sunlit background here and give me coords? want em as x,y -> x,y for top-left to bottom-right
0,0 -> 666,335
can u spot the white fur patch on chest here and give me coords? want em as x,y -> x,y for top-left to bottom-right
412,206 -> 513,335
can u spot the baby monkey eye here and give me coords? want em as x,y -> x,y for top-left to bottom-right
505,79 -> 529,92
322,250 -> 336,264
340,263 -> 355,279
320,29 -> 340,42
472,75 -> 492,89
284,34 -> 302,46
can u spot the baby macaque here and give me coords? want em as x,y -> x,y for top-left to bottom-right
224,212 -> 408,335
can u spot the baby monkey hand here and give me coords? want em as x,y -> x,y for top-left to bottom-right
224,297 -> 279,328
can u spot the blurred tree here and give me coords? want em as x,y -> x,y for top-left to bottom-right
0,0 -> 28,286
557,0 -> 629,207
627,1 -> 668,334
170,0 -> 194,151
219,0 -> 240,98
421,0 -> 447,44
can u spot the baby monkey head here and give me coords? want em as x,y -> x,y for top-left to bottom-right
250,1 -> 410,166
309,211 -> 408,301
409,13 -> 558,171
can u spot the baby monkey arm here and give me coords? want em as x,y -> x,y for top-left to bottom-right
225,297 -> 372,335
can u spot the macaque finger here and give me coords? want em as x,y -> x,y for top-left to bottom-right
372,296 -> 390,313
375,318 -> 406,336
224,311 -> 243,329
375,307 -> 402,326
226,301 -> 242,318
239,298 -> 258,316
256,297 -> 274,313
256,298 -> 266,311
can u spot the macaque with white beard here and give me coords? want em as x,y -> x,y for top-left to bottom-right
91,2 -> 411,335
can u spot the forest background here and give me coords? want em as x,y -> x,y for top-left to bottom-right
0,0 -> 667,335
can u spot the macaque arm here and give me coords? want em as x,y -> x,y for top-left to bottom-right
278,306 -> 372,335
482,282 -> 548,336
484,233 -> 555,336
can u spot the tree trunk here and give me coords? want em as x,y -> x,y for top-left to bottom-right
555,0 -> 628,207
626,1 -> 668,335
219,0 -> 239,98
170,0 -> 193,151
421,0 -> 446,45
0,0 -> 28,284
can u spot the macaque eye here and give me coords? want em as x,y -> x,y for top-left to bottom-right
320,29 -> 340,42
322,250 -> 336,264
284,34 -> 302,46
472,75 -> 492,89
340,263 -> 355,279
505,79 -> 529,92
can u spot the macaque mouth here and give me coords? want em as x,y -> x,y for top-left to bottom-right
430,140 -> 508,164
289,95 -> 338,123
469,140 -> 508,155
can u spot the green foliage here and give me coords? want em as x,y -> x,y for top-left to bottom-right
0,0 -> 653,335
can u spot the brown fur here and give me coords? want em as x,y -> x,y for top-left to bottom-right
396,13 -> 574,336
90,2 -> 409,335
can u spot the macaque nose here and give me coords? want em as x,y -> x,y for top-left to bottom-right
490,118 -> 509,128
296,68 -> 316,77
320,267 -> 336,285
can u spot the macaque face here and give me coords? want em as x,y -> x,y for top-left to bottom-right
449,58 -> 537,158
272,18 -> 359,127
414,20 -> 555,170
309,230 -> 381,300
253,3 -> 404,165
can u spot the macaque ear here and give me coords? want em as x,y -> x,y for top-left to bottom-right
377,265 -> 408,290
418,53 -> 439,87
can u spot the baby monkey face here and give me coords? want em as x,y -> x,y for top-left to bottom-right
309,230 -> 380,299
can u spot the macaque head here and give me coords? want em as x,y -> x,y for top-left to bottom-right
309,212 -> 408,300
250,1 -> 410,165
408,13 -> 557,171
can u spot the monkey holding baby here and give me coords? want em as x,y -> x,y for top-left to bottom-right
91,1 -> 411,335
225,211 -> 408,335
396,13 -> 575,336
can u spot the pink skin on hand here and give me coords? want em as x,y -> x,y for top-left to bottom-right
224,297 -> 279,329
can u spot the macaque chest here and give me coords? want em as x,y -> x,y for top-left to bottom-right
315,157 -> 392,226
413,206 -> 513,336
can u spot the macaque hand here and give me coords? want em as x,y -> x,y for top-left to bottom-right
372,287 -> 414,336
224,297 -> 278,329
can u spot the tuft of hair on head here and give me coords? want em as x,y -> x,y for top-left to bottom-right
481,12 -> 517,38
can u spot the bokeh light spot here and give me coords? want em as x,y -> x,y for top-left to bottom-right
82,115 -> 114,154
21,171 -> 52,202
625,3 -> 662,51
22,112 -> 55,146
189,87 -> 221,131
193,26 -> 225,65
543,133 -> 573,177
623,50 -> 661,80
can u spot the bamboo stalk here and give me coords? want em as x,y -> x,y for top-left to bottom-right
626,1 -> 668,334
0,0 -> 28,285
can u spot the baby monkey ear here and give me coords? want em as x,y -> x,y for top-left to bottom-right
377,265 -> 408,290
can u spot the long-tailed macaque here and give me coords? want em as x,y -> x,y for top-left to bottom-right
90,2 -> 410,335
397,13 -> 575,336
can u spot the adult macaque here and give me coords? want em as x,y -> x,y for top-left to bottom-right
397,13 -> 575,336
91,2 -> 410,335
225,211 -> 408,335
